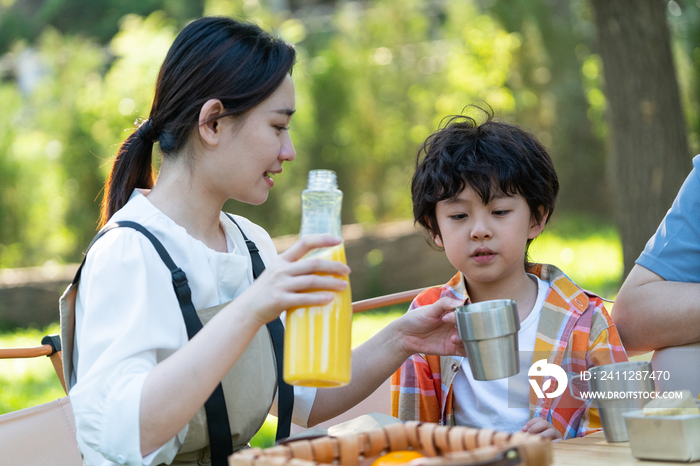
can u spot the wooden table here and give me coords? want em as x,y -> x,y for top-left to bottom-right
551,431 -> 684,465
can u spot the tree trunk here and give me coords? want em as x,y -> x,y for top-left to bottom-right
590,0 -> 692,277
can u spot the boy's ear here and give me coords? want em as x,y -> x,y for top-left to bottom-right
429,227 -> 444,248
198,99 -> 226,147
425,217 -> 444,247
528,206 -> 548,240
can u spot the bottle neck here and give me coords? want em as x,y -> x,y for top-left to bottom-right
299,189 -> 343,237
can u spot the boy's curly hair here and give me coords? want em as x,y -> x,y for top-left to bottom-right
412,106 -> 559,257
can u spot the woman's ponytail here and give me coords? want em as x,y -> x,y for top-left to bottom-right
98,123 -> 157,228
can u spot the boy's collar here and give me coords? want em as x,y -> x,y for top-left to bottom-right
454,263 -> 589,314
529,263 -> 590,313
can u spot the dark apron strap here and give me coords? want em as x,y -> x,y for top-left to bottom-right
77,221 -> 233,466
224,213 -> 294,442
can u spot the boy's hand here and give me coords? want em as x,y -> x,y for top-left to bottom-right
521,418 -> 562,440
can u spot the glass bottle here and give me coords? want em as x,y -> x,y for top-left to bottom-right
284,169 -> 352,387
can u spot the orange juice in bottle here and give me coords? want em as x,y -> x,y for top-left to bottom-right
284,243 -> 352,386
283,170 -> 352,387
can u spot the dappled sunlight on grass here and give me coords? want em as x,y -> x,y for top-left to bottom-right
530,232 -> 622,300
250,414 -> 278,448
530,215 -> 623,300
351,308 -> 405,348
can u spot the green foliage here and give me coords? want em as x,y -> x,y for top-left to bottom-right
667,0 -> 700,155
0,0 -> 698,269
0,13 -> 177,266
0,30 -> 106,266
489,0 -> 610,216
222,0 -> 525,237
300,0 -> 519,227
0,0 -> 204,52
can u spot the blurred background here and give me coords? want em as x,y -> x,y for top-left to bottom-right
0,0 -> 697,270
0,0 -> 698,427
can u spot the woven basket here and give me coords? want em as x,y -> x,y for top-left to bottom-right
229,422 -> 552,466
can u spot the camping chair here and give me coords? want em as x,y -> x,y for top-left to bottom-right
0,335 -> 82,465
0,288 -> 425,463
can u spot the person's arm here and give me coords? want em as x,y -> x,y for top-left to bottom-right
307,297 -> 464,426
613,264 -> 700,352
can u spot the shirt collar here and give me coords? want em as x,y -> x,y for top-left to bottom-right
449,263 -> 589,315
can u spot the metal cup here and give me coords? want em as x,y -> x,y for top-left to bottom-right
455,299 -> 520,381
570,360 -> 656,442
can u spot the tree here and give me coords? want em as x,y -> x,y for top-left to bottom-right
0,0 -> 204,53
590,0 -> 692,276
490,0 -> 610,217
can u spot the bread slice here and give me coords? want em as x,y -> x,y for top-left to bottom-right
643,390 -> 700,416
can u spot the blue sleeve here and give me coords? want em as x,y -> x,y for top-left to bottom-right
636,155 -> 700,282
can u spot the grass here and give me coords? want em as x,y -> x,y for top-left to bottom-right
0,214 -> 625,447
529,213 -> 623,300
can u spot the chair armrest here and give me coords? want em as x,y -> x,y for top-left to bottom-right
351,288 -> 426,313
0,345 -> 54,359
0,334 -> 67,395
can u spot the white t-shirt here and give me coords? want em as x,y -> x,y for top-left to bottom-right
452,275 -> 549,432
70,190 -> 316,466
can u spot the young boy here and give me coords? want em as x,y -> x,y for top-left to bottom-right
391,111 -> 627,439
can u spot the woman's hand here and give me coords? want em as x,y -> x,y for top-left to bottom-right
141,236 -> 348,457
237,234 -> 350,325
394,298 -> 466,358
521,418 -> 562,440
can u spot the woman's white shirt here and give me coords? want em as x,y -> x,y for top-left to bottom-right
70,190 -> 316,466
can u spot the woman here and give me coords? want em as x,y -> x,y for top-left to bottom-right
64,16 -> 464,466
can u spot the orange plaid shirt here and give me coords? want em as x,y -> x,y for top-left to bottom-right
390,264 -> 627,439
